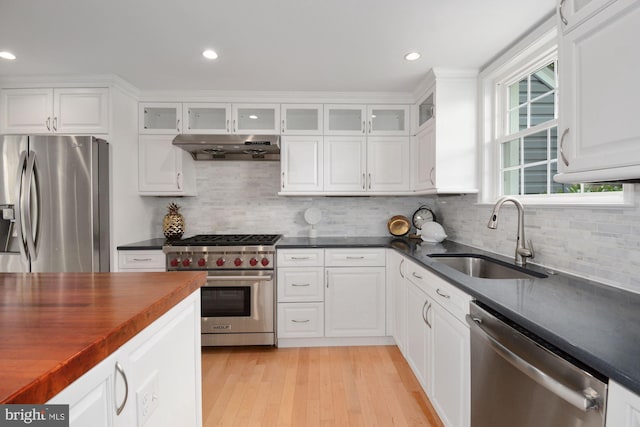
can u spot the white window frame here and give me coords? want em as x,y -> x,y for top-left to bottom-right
478,19 -> 632,206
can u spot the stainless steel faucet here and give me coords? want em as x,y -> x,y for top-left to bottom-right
487,196 -> 534,266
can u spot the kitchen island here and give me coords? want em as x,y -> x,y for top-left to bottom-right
0,271 -> 205,417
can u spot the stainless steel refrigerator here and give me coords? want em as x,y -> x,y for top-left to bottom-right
0,135 -> 109,272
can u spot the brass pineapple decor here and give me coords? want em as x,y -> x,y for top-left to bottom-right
163,202 -> 185,239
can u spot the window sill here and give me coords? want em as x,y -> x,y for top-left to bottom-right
475,190 -> 634,208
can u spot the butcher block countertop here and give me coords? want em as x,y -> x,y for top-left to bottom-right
0,271 -> 205,404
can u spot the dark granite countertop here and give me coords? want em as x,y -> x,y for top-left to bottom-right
278,236 -> 640,395
117,234 -> 640,394
117,238 -> 168,250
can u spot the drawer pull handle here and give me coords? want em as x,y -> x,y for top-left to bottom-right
114,362 -> 128,416
436,289 -> 451,299
132,258 -> 152,262
412,272 -> 423,279
292,319 -> 310,323
290,256 -> 310,260
346,256 -> 365,259
291,283 -> 311,287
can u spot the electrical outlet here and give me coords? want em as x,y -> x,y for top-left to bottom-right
136,371 -> 159,426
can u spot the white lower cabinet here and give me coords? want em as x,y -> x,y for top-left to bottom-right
400,253 -> 470,427
325,266 -> 386,337
405,280 -> 432,391
606,381 -> 640,426
430,300 -> 470,427
48,290 -> 202,427
276,248 -> 387,345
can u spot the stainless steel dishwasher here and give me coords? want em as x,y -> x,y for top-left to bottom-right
467,301 -> 607,427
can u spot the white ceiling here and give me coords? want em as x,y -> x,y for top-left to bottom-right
0,0 -> 555,93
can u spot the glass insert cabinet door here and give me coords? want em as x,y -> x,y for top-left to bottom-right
281,104 -> 323,135
324,104 -> 367,135
232,104 -> 280,134
183,103 -> 231,134
367,105 -> 410,136
139,102 -> 182,134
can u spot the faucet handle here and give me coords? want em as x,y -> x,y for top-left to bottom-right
527,239 -> 535,259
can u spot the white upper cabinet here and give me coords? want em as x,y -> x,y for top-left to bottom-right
324,136 -> 367,191
325,104 -> 410,136
367,105 -> 410,136
232,103 -> 280,134
557,0 -> 617,32
281,104 -> 323,135
367,137 -> 411,191
554,0 -> 640,183
1,87 -> 109,134
138,134 -> 196,196
412,69 -> 478,194
324,104 -> 367,135
280,136 -> 324,193
183,103 -> 231,134
139,102 -> 183,134
140,102 -> 280,135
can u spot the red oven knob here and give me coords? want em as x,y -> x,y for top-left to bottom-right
170,258 -> 179,267
234,258 -> 243,267
261,257 -> 270,266
198,258 -> 206,267
182,258 -> 191,267
216,258 -> 225,267
249,258 -> 258,266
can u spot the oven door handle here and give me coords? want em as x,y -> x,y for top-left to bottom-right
205,274 -> 273,283
466,315 -> 599,412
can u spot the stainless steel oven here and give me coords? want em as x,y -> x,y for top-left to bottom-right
200,271 -> 274,346
164,234 -> 280,346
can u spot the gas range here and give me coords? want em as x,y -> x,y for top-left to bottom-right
162,234 -> 282,271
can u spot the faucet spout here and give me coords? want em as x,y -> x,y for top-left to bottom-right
487,196 -> 534,266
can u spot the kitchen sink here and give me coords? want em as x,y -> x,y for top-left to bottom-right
429,254 -> 548,280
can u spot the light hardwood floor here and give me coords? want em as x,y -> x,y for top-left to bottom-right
202,345 -> 443,426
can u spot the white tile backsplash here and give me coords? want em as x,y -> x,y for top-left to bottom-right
149,161 -> 433,237
148,161 -> 640,293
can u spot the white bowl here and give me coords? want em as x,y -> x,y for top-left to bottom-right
420,222 -> 447,243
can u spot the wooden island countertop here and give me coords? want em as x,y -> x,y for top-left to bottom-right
0,271 -> 205,404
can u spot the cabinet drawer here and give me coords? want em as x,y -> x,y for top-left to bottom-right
118,250 -> 166,271
278,303 -> 324,338
405,259 -> 431,293
405,258 -> 470,322
426,271 -> 470,322
325,248 -> 385,267
277,267 -> 324,302
277,249 -> 324,267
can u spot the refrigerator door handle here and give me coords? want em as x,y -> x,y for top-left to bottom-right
14,151 -> 29,265
24,151 -> 41,261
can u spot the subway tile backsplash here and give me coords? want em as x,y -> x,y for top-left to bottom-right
149,162 -> 640,293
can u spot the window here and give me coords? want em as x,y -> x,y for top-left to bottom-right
480,23 -> 627,205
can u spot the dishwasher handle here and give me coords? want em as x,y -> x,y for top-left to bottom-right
466,315 -> 600,412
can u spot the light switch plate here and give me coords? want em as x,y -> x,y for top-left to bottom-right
136,370 -> 159,426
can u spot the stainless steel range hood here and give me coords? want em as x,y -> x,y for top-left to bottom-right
172,134 -> 280,161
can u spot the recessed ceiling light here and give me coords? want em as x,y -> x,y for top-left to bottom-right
404,52 -> 421,61
0,51 -> 16,60
202,50 -> 218,60
249,115 -> 258,120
